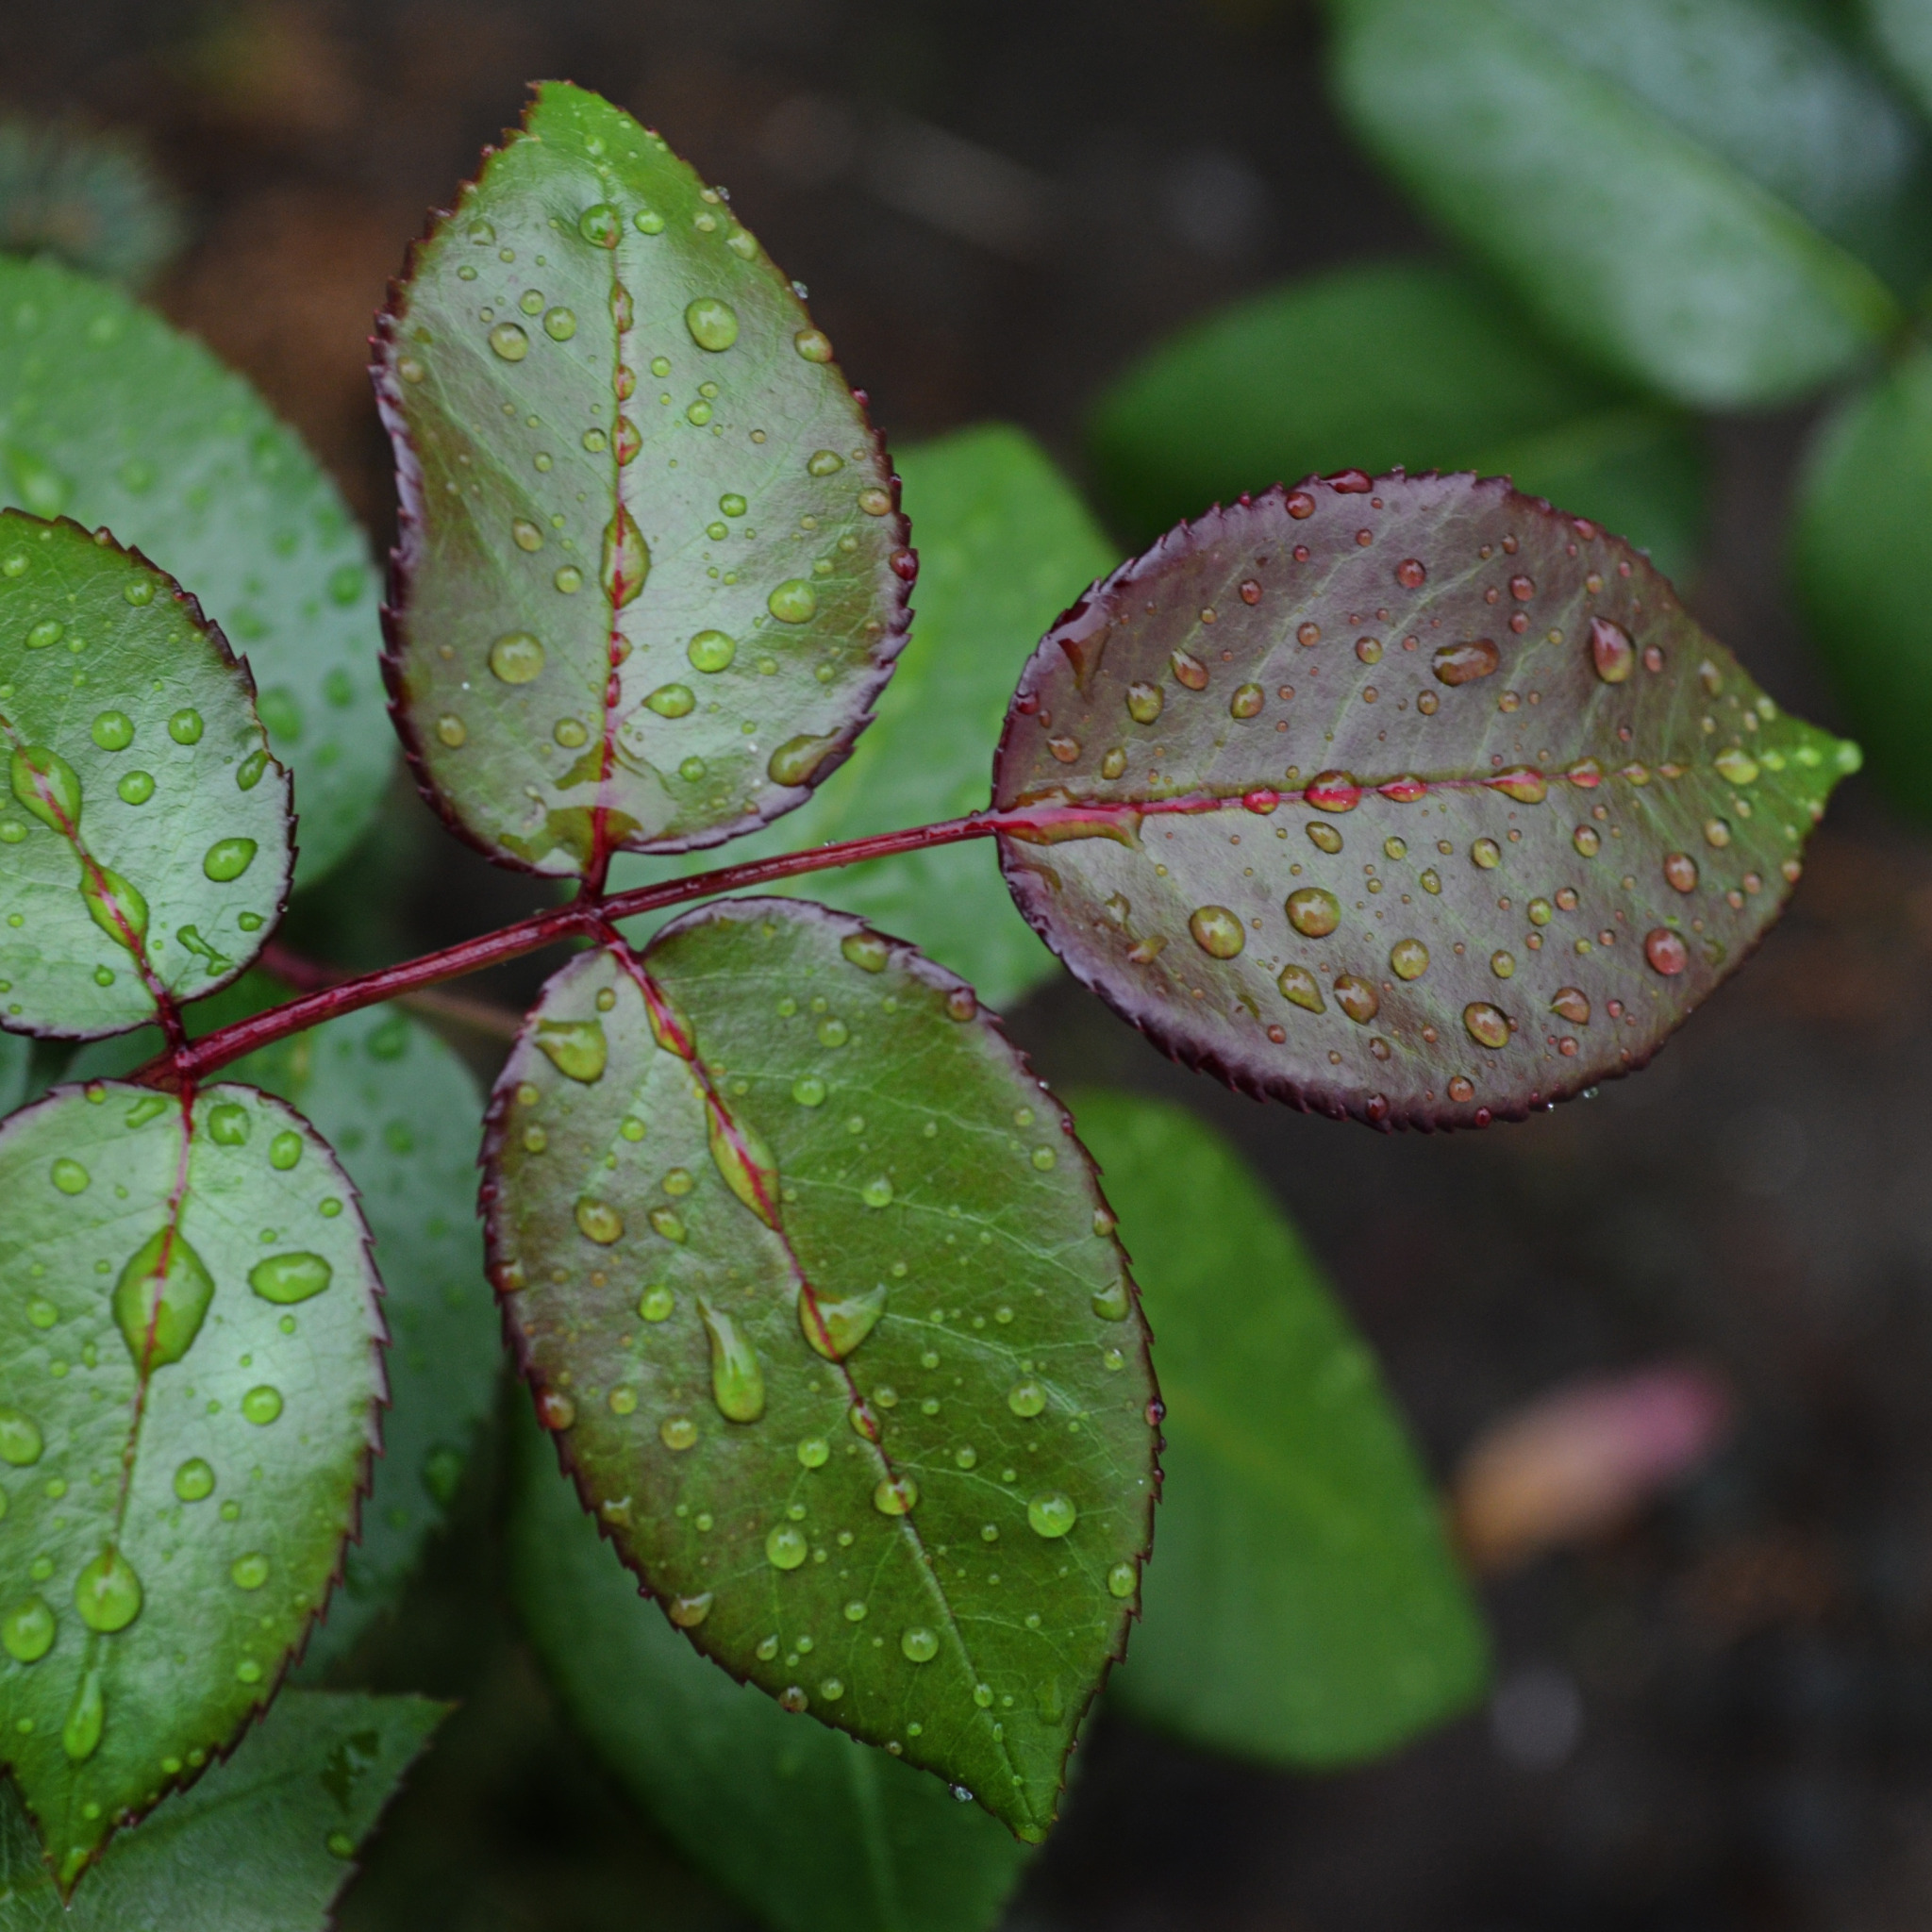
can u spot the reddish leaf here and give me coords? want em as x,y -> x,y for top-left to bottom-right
991,474 -> 1857,1128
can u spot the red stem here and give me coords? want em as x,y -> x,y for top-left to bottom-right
136,809 -> 1022,1087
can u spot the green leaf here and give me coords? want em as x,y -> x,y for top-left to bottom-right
1791,346 -> 1932,818
225,1004 -> 496,1670
1327,0 -> 1907,408
0,256 -> 390,885
0,1081 -> 384,1885
992,473 -> 1857,1130
0,1689 -> 443,1928
1088,259 -> 1707,584
509,1407 -> 1028,1932
486,901 -> 1157,1840
611,425 -> 1110,1008
1070,1089 -> 1486,1763
0,512 -> 292,1040
1867,0 -> 1932,121
376,81 -> 912,879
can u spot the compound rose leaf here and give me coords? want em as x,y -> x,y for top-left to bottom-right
485,899 -> 1157,1840
991,472 -> 1857,1129
375,81 -> 912,880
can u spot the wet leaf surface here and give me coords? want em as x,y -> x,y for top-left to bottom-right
486,899 -> 1157,1840
0,258 -> 389,887
1088,259 -> 1706,582
611,425 -> 1101,1007
0,1082 -> 383,1885
992,473 -> 1857,1129
0,1689 -> 442,1929
376,81 -> 911,879
509,1407 -> 1028,1932
1328,0 -> 1907,408
0,513 -> 291,1040
1073,1090 -> 1488,1763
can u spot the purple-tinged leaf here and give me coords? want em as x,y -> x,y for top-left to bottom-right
375,82 -> 912,880
484,900 -> 1157,1840
991,473 -> 1857,1129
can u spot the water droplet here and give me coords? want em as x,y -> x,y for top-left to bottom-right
249,1252 -> 332,1305
114,1226 -> 215,1371
1463,1003 -> 1510,1049
1489,767 -> 1547,805
1229,682 -> 1265,719
707,1102 -> 781,1226
51,1158 -> 89,1194
25,1298 -> 54,1329
203,837 -> 258,882
766,1524 -> 808,1570
489,322 -> 529,361
799,1283 -> 887,1361
1574,824 -> 1602,858
118,771 -> 154,805
1333,974 -> 1379,1023
1091,1277 -> 1131,1321
768,732 -> 837,787
554,565 -> 583,594
74,1548 -> 142,1632
536,1019 -> 607,1082
542,307 -> 576,341
1715,747 -> 1759,785
242,1385 -> 283,1425
10,744 -> 80,833
1305,771 -> 1361,812
81,864 -> 149,951
573,1197 -> 624,1246
1188,906 -> 1244,958
794,329 -> 834,362
1663,852 -> 1698,891
1551,987 -> 1591,1024
1277,963 -> 1324,1012
435,714 -> 467,748
658,1414 -> 697,1452
1590,616 -> 1635,682
1432,639 -> 1498,685
874,1475 -> 919,1515
90,710 -> 133,752
668,1591 -> 712,1627
901,1625 -> 939,1662
2,1596 -> 54,1662
1027,1492 -> 1077,1539
174,1457 -> 214,1502
687,629 -> 736,674
578,203 -> 624,246
1124,681 -> 1163,725
208,1102 -> 250,1146
1170,649 -> 1208,691
490,633 -> 546,684
791,1075 -> 827,1108
644,682 -> 695,720
0,1412 -> 42,1466
860,1174 -> 894,1209
767,579 -> 818,625
1008,1380 -> 1047,1418
1472,839 -> 1502,869
61,1669 -> 103,1763
699,1297 -> 765,1423
1390,938 -> 1429,980
230,1552 -> 270,1591
1286,887 -> 1341,938
601,506 -> 650,608
1644,928 -> 1689,975
684,297 -> 741,352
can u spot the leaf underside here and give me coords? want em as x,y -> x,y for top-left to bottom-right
0,1689 -> 443,1929
0,512 -> 292,1041
1073,1090 -> 1488,1764
0,255 -> 391,887
992,472 -> 1857,1130
0,1082 -> 384,1886
375,80 -> 913,879
510,1411 -> 1029,1932
485,899 -> 1157,1840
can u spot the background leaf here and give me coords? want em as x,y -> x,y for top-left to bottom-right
1790,346 -> 1932,820
1073,1089 -> 1487,1763
509,1406 -> 1028,1932
612,425 -> 1107,1008
1087,259 -> 1707,583
0,1082 -> 384,1882
0,1689 -> 443,1928
376,80 -> 912,878
992,473 -> 1857,1129
0,511 -> 291,1040
488,902 -> 1157,1840
0,257 -> 389,885
1866,0 -> 1932,123
1326,0 -> 1907,408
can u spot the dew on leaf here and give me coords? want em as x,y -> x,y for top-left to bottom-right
1463,1003 -> 1510,1049
767,579 -> 817,625
118,771 -> 154,805
873,1475 -> 918,1516
1277,964 -> 1324,1012
535,1020 -> 607,1082
699,1298 -> 765,1423
491,633 -> 546,684
270,1130 -> 303,1171
230,1553 -> 269,1591
61,1669 -> 103,1763
798,1436 -> 830,1469
575,1200 -> 624,1244
249,1252 -> 332,1305
687,630 -> 735,673
1008,1381 -> 1047,1418
1286,888 -> 1340,938
684,297 -> 740,351
1027,1492 -> 1077,1539
1,1596 -> 54,1663
173,1457 -> 214,1502
113,1227 -> 216,1370
0,1412 -> 42,1466
74,1547 -> 142,1632
639,1284 -> 674,1322
660,1415 -> 698,1451
489,323 -> 530,361
901,1626 -> 939,1662
1188,906 -> 1244,958
1590,616 -> 1635,682
241,1385 -> 283,1425
1391,938 -> 1429,980
203,837 -> 258,882
766,1524 -> 808,1570
51,1158 -> 89,1194
90,710 -> 133,751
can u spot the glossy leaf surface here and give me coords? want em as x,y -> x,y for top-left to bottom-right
376,81 -> 911,878
993,474 -> 1857,1129
0,1082 -> 384,1884
1089,259 -> 1706,582
1074,1090 -> 1487,1762
0,1689 -> 442,1928
1328,0 -> 1907,408
0,513 -> 291,1040
612,425 -> 1102,1007
487,900 -> 1157,1839
0,258 -> 388,885
510,1409 -> 1028,1932
1791,348 -> 1932,820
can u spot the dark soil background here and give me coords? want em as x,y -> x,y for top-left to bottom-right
11,3 -> 1932,1927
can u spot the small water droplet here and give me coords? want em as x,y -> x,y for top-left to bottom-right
1472,838 -> 1502,869
668,1591 -> 712,1627
901,1625 -> 939,1661
686,628 -> 736,674
1391,938 -> 1428,980
767,579 -> 818,625
1644,928 -> 1689,975
1276,963 -> 1324,1012
435,714 -> 467,748
1333,974 -> 1379,1023
230,1552 -> 270,1591
575,1199 -> 624,1245
1551,987 -> 1591,1024
798,1436 -> 830,1469
60,1668 -> 103,1762
794,329 -> 833,362
118,770 -> 154,805
489,322 -> 529,361
660,1415 -> 697,1451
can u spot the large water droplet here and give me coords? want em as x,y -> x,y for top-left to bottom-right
203,837 -> 258,882
1391,938 -> 1428,980
1590,616 -> 1634,683
1432,639 -> 1498,685
1008,1380 -> 1047,1418
489,323 -> 530,361
0,1411 -> 42,1466
1,1595 -> 54,1663
873,1475 -> 919,1516
699,1297 -> 765,1423
491,633 -> 546,684
601,507 -> 650,608
1091,1277 -> 1130,1320
1714,747 -> 1759,785
1644,928 -> 1689,975
169,708 -> 204,745
668,1592 -> 712,1627
1663,852 -> 1698,891
1125,681 -> 1163,724
74,1547 -> 142,1632
230,1552 -> 270,1591
1188,906 -> 1244,958
685,297 -> 741,351
242,1385 -> 283,1425
60,1668 -> 103,1762
90,711 -> 133,752
707,1100 -> 780,1225
249,1252 -> 332,1305
799,1282 -> 886,1361
10,745 -> 80,833
1333,974 -> 1378,1023
51,1158 -> 88,1194
767,579 -> 818,625
1463,1002 -> 1510,1049
113,1226 -> 215,1371
1027,1492 -> 1077,1539
687,629 -> 736,674
768,733 -> 836,787
535,1019 -> 607,1082
174,1457 -> 214,1502
1276,963 -> 1324,1012
1108,1559 -> 1138,1598
579,203 -> 623,246
1286,888 -> 1341,938
901,1625 -> 939,1661
766,1524 -> 808,1570
82,865 -> 149,951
